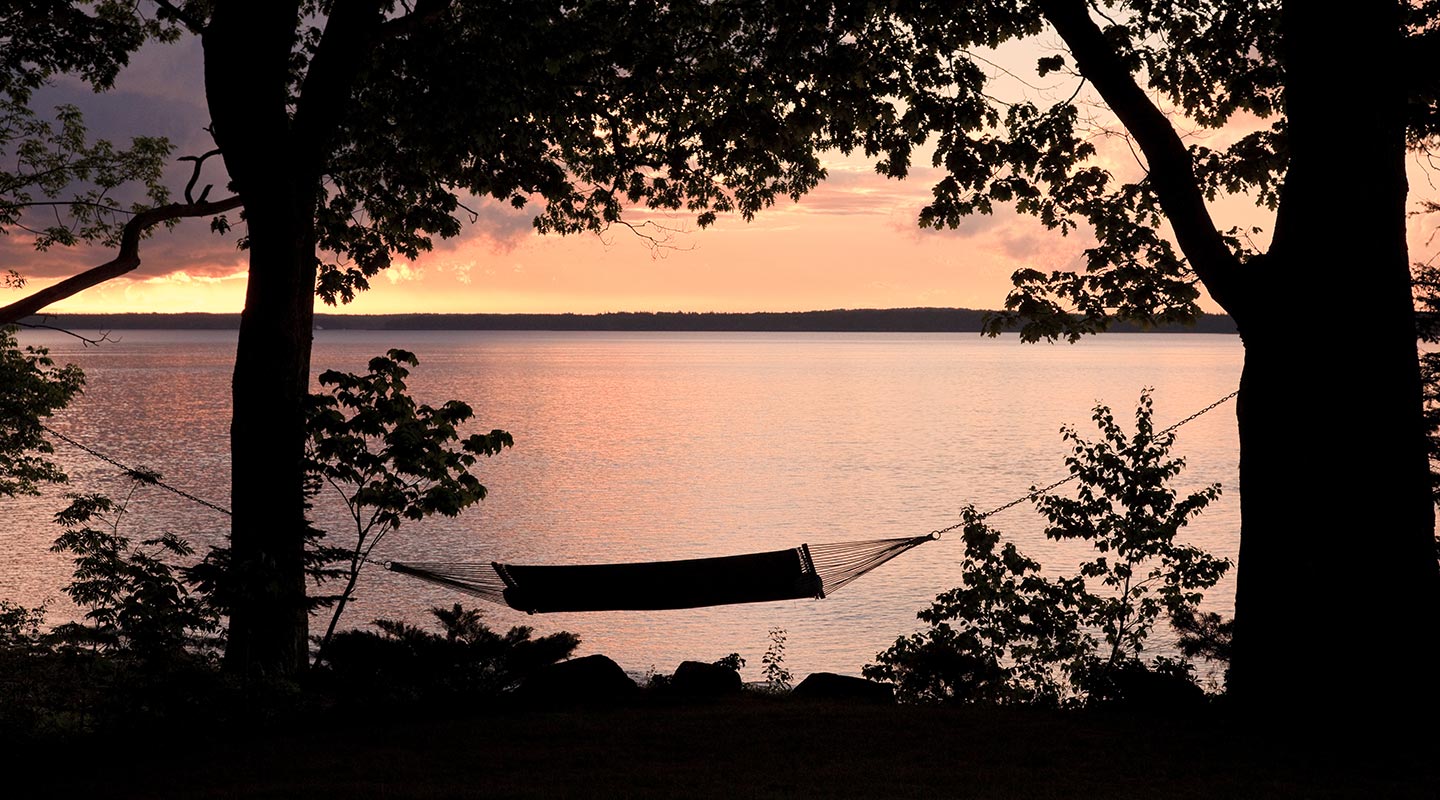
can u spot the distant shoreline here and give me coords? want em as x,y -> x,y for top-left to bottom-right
20,308 -> 1238,334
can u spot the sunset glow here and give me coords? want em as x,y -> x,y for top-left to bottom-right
9,37 -> 1438,320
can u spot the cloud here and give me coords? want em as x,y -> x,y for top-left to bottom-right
384,262 -> 425,284
424,194 -> 539,257
140,268 -> 247,286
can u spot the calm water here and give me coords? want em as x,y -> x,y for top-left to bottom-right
4,330 -> 1242,681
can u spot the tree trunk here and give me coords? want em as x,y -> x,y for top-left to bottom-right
223,198 -> 317,676
1231,287 -> 1438,717
204,1 -> 315,677
202,0 -> 385,677
1227,1 -> 1439,718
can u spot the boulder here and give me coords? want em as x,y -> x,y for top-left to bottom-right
669,660 -> 743,697
516,654 -> 638,705
790,672 -> 895,704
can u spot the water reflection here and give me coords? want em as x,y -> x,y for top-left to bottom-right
5,330 -> 1242,680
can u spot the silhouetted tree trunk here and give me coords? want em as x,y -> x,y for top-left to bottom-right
203,1 -> 312,676
1041,0 -> 1438,717
203,0 -> 386,677
1226,2 -> 1438,715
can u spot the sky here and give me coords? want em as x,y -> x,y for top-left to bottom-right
6,32 -> 1438,317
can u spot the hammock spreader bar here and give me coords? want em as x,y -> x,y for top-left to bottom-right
385,534 -> 935,613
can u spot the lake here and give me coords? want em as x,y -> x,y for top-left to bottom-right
3,329 -> 1243,682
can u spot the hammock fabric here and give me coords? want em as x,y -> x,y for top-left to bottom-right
385,534 -> 935,613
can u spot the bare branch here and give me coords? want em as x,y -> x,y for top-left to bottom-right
599,218 -> 695,254
0,194 -> 243,324
178,148 -> 222,204
13,319 -> 117,346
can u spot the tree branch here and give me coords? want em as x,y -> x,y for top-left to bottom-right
178,148 -> 222,203
0,194 -> 243,324
1037,0 -> 1245,318
376,0 -> 453,41
292,1 -> 390,175
151,0 -> 207,35
13,319 -> 117,346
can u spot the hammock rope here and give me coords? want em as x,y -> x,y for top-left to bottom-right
44,389 -> 1240,614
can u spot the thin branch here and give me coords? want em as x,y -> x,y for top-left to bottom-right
4,200 -> 131,215
178,148 -> 222,204
599,218 -> 695,253
0,193 -> 243,325
13,319 -> 117,346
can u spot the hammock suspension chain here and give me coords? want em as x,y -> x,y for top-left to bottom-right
42,424 -> 235,518
929,388 -> 1241,539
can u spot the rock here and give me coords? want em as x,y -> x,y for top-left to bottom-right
669,660 -> 742,697
790,672 -> 895,704
516,654 -> 638,704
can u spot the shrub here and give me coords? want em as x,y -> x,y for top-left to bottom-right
319,603 -> 578,708
865,392 -> 1231,707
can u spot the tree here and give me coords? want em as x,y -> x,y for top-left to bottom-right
2,1 -> 903,677
1412,226 -> 1440,502
0,325 -> 83,498
50,484 -> 220,661
865,394 -> 1228,707
303,349 -> 512,665
854,0 -> 1439,716
0,3 -> 232,322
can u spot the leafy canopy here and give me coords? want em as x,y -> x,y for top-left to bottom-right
848,0 -> 1439,339
298,0 -> 919,303
0,2 -> 177,272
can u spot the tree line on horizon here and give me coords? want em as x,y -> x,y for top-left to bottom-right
21,308 -> 1239,333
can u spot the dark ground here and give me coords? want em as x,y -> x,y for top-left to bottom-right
25,698 -> 1438,799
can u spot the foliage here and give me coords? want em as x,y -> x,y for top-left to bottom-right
306,1 -> 918,304
1038,395 -> 1227,662
865,392 -> 1229,706
0,600 -> 46,649
712,652 -> 746,672
0,1 -> 182,105
1414,258 -> 1440,503
1170,605 -> 1234,665
0,325 -> 84,498
760,628 -> 792,692
319,604 -> 579,707
0,100 -> 172,250
0,3 -> 179,280
0,466 -> 231,739
304,349 -> 512,664
49,479 -> 220,662
846,2 -> 1437,340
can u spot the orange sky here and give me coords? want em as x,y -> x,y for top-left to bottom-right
9,37 -> 1440,318
30,157 -> 1069,316
18,143 -> 1268,318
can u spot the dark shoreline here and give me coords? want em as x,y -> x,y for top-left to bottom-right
20,307 -> 1239,334
31,698 -> 1437,799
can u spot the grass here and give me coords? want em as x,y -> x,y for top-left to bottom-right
31,696 -> 1439,799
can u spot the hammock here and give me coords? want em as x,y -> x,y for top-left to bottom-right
384,534 -> 935,613
44,392 -> 1240,615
